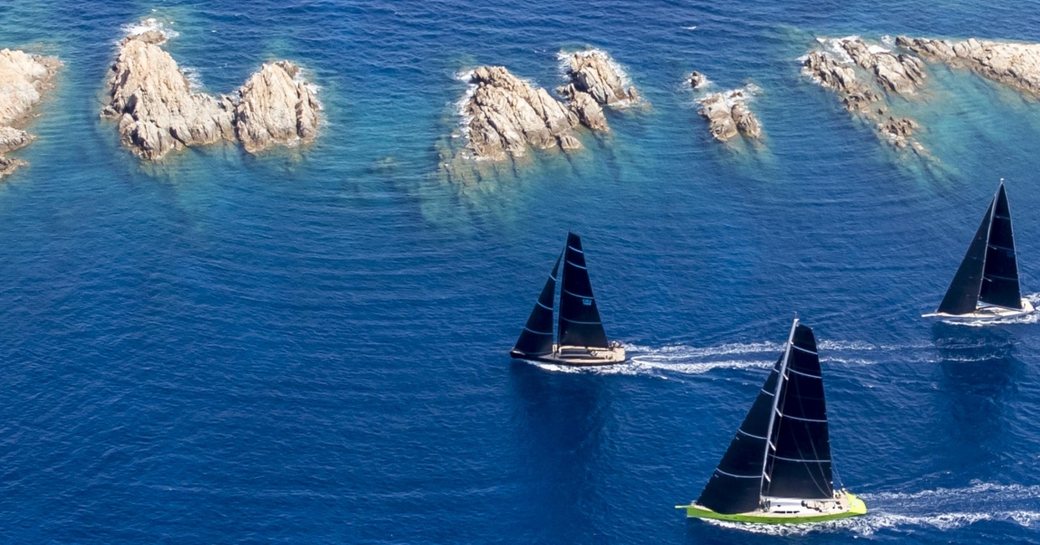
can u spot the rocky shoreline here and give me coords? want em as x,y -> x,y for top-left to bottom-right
802,37 -> 926,153
897,37 -> 1040,99
0,48 -> 60,179
102,19 -> 321,161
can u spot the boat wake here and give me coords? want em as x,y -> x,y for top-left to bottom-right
526,335 -> 1007,377
701,482 -> 1040,536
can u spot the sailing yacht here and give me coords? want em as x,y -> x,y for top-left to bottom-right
509,232 -> 626,366
924,181 -> 1034,321
676,319 -> 867,524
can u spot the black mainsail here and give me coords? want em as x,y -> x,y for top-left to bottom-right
697,320 -> 834,514
557,232 -> 609,348
511,254 -> 561,357
937,183 -> 1022,314
979,185 -> 1022,309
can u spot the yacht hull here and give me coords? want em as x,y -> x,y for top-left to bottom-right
676,492 -> 867,524
510,345 -> 627,366
923,298 -> 1035,321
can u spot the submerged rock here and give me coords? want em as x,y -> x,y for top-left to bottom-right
103,19 -> 322,161
898,36 -> 1040,98
0,48 -> 60,178
558,49 -> 641,107
802,38 -> 925,153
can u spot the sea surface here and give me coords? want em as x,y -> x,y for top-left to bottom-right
2,0 -> 1040,543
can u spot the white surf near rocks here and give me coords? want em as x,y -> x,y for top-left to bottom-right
0,48 -> 61,178
102,18 -> 322,161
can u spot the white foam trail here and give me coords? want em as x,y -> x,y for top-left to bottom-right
867,482 -> 1040,502
526,333 -> 1015,377
703,480 -> 1040,536
683,25 -> 698,31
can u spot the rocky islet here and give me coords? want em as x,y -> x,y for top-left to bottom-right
102,19 -> 322,161
0,48 -> 60,178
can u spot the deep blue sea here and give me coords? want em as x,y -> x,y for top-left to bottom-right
2,0 -> 1040,543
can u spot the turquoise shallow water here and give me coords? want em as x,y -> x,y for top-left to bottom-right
3,1 -> 1040,543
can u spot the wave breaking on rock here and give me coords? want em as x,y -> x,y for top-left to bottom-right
102,18 -> 321,161
0,48 -> 60,179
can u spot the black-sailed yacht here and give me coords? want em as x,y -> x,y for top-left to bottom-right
510,232 -> 626,366
924,181 -> 1035,321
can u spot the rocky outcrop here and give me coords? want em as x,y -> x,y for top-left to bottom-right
558,49 -> 641,108
102,19 -> 322,161
803,38 -> 925,152
0,48 -> 60,178
460,66 -> 584,161
840,39 -> 926,95
697,88 -> 762,142
233,61 -> 321,154
688,71 -> 708,89
897,36 -> 1040,98
102,29 -> 233,160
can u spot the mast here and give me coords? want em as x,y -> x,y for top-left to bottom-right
557,232 -> 610,348
511,253 -> 562,357
758,319 -> 798,503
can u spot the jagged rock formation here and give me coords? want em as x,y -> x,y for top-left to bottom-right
697,88 -> 762,142
841,39 -> 926,95
803,37 -> 925,152
558,49 -> 641,108
0,48 -> 60,178
461,66 -> 584,161
897,37 -> 1040,98
102,29 -> 233,160
440,65 -> 619,183
233,61 -> 320,154
102,19 -> 321,161
440,51 -> 642,183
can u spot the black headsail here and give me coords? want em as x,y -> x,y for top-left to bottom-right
557,233 -> 609,348
697,320 -> 834,514
511,254 -> 561,357
696,355 -> 783,514
763,322 -> 833,500
937,196 -> 994,315
978,184 -> 1022,309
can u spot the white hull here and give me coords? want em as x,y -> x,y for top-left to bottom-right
923,298 -> 1035,321
512,344 -> 627,366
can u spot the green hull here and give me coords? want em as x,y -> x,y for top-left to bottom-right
676,493 -> 867,524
